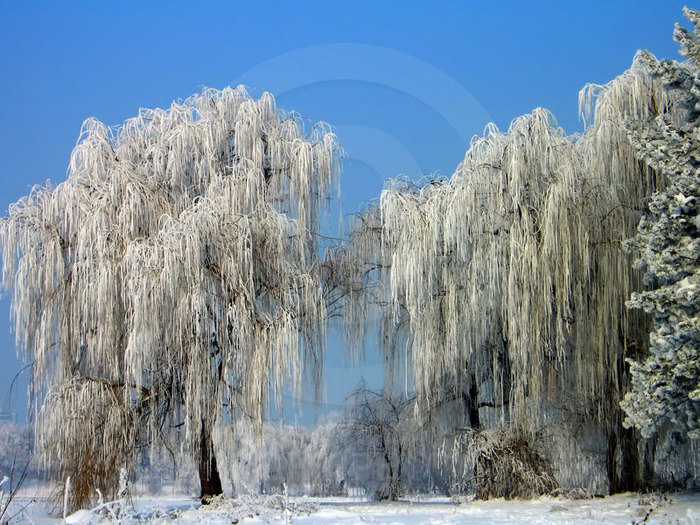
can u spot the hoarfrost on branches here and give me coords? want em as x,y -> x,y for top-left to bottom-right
621,7 -> 700,439
2,7 -> 700,507
333,30 -> 682,493
338,382 -> 416,501
0,86 -> 340,509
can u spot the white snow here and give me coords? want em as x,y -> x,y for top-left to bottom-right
9,492 -> 700,524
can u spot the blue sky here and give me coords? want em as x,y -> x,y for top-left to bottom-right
0,0 -> 689,422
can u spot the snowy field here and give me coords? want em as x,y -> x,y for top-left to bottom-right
6,492 -> 700,524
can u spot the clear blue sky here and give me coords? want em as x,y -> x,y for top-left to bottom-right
0,0 -> 689,423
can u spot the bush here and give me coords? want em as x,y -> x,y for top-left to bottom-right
458,426 -> 558,499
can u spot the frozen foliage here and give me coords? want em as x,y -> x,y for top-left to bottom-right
213,418 -> 346,497
449,426 -> 558,500
62,493 -> 320,525
3,8 -> 700,509
334,25 -> 690,494
199,493 -> 320,522
0,87 -> 340,509
0,470 -> 30,525
621,8 -> 700,440
0,424 -> 33,524
0,424 -> 32,481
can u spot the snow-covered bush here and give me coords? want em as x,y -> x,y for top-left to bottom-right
448,426 -> 558,500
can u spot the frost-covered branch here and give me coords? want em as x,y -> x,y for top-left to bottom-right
0,86 -> 341,510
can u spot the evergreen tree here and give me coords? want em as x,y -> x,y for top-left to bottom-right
622,8 -> 700,439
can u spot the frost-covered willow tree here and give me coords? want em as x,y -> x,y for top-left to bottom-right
0,86 -> 340,508
336,47 -> 682,493
622,8 -> 700,440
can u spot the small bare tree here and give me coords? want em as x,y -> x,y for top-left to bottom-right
339,382 -> 415,501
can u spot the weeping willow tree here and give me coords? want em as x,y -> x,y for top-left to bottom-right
0,86 -> 340,509
336,38 -> 690,494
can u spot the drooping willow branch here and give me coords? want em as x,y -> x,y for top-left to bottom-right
0,86 -> 341,507
338,53 -> 678,431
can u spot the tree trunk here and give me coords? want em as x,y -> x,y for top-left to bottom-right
467,374 -> 480,430
619,425 -> 641,491
606,422 -> 642,494
641,434 -> 657,489
396,441 -> 403,501
606,344 -> 646,494
198,422 -> 223,501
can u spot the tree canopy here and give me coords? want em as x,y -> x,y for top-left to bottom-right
1,8 -> 699,508
0,86 -> 340,507
334,22 -> 692,494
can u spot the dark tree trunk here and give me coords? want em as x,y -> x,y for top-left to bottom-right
198,422 -> 223,501
641,434 -> 657,489
606,428 -> 619,493
396,441 -> 403,501
619,425 -> 641,490
606,422 -> 642,494
606,338 -> 649,494
467,374 -> 480,430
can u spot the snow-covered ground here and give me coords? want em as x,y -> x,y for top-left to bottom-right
6,492 -> 700,524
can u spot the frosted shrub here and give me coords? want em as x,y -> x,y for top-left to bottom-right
462,426 -> 557,500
